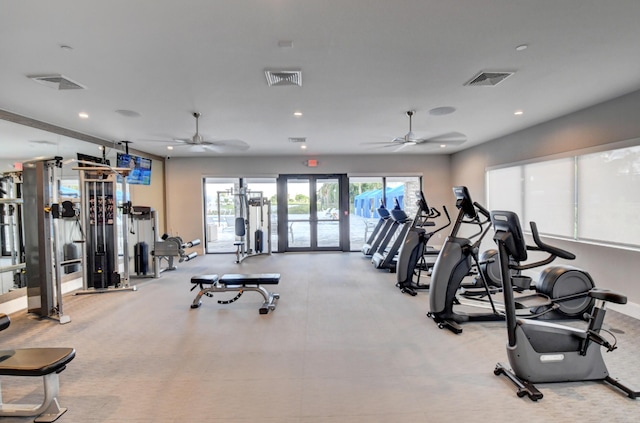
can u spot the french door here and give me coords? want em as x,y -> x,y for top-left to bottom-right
277,174 -> 348,251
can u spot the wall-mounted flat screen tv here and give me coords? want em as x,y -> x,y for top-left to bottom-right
77,152 -> 110,167
116,153 -> 152,185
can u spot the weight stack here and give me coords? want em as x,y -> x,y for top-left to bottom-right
134,241 -> 149,275
255,229 -> 263,253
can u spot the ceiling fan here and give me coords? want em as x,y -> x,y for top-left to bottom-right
154,112 -> 250,153
385,110 -> 466,152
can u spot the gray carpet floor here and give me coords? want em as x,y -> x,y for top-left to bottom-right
0,252 -> 639,422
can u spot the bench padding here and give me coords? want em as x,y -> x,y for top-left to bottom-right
220,273 -> 280,285
190,273 -> 280,285
0,348 -> 75,377
191,274 -> 219,284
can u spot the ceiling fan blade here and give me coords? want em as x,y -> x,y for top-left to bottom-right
419,131 -> 467,145
203,139 -> 250,151
392,142 -> 414,152
187,145 -> 212,153
360,141 -> 399,149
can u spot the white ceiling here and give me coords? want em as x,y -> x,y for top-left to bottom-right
2,0 -> 640,162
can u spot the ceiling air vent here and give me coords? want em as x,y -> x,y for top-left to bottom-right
27,74 -> 86,90
464,71 -> 514,87
265,69 -> 302,87
288,137 -> 306,143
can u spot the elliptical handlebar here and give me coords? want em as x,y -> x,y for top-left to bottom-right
529,221 -> 576,260
425,204 -> 452,236
473,201 -> 490,219
428,207 -> 441,219
442,205 -> 450,223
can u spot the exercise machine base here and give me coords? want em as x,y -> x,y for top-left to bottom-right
494,362 -> 639,401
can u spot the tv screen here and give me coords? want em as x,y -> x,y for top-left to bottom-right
77,152 -> 110,167
117,153 -> 152,185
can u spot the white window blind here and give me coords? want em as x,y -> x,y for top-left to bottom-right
486,143 -> 640,249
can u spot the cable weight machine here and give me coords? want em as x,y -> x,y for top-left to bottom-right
22,157 -> 71,323
223,188 -> 272,263
74,161 -> 136,294
0,171 -> 25,290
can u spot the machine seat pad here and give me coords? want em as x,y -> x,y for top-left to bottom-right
191,274 -> 220,285
220,273 -> 281,285
589,288 -> 627,304
0,347 -> 76,377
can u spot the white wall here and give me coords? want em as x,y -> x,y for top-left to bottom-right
164,154 -> 452,253
450,89 -> 640,306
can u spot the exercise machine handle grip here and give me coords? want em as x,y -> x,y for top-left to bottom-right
473,202 -> 490,219
429,207 -> 441,219
442,205 -> 450,223
182,239 -> 201,248
529,222 -> 575,260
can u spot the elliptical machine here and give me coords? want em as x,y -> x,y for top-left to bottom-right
427,186 -> 500,333
490,210 -> 639,401
428,186 -> 595,334
396,190 -> 450,296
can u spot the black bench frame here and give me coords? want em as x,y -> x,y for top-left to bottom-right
190,273 -> 280,314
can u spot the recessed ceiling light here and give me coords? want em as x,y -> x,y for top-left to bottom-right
301,145 -> 307,150
429,106 -> 456,116
440,144 -> 447,148
293,111 -> 303,117
515,44 -> 528,51
514,110 -> 524,116
78,112 -> 89,119
167,145 -> 174,150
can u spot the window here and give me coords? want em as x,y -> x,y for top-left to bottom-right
348,175 -> 421,251
203,177 -> 277,253
486,142 -> 640,249
577,146 -> 640,247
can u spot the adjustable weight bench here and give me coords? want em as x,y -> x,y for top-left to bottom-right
0,314 -> 75,422
190,273 -> 280,314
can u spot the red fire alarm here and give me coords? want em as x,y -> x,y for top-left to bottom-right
307,159 -> 318,167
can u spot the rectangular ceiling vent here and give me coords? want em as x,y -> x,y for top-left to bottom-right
265,69 -> 302,87
464,71 -> 515,87
27,74 -> 86,90
288,137 -> 306,143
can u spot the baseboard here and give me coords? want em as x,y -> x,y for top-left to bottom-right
609,300 -> 640,320
0,278 -> 83,317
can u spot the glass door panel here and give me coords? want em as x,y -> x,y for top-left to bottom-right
316,177 -> 340,248
282,175 -> 345,251
244,178 -> 278,252
203,179 -> 240,253
349,177 -> 383,250
286,178 -> 311,248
